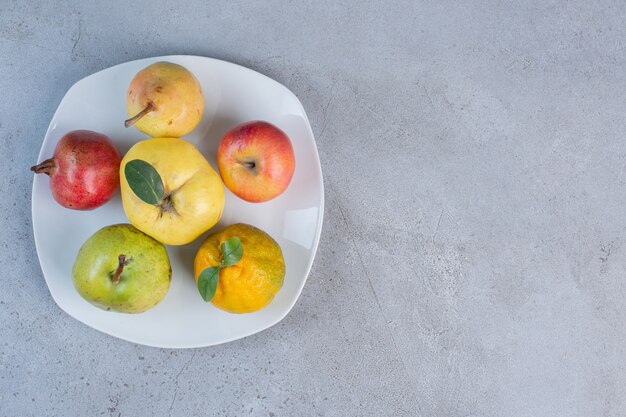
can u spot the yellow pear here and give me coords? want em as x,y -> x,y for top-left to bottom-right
125,62 -> 204,137
120,138 -> 224,245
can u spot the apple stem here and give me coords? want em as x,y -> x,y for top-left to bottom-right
111,254 -> 130,285
237,160 -> 256,169
30,158 -> 55,176
124,103 -> 154,128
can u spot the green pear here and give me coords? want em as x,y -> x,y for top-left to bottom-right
124,61 -> 204,137
72,224 -> 171,313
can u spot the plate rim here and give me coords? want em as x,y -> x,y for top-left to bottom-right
31,54 -> 325,348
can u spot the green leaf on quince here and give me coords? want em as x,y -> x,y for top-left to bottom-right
124,159 -> 164,205
220,237 -> 243,267
197,266 -> 221,302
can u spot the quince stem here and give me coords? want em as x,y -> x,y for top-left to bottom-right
156,194 -> 178,216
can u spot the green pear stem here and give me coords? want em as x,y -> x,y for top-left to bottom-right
111,254 -> 129,285
124,103 -> 154,128
30,158 -> 55,175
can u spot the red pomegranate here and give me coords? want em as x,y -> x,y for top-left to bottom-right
31,130 -> 121,210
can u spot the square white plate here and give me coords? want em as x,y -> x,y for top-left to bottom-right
31,55 -> 324,348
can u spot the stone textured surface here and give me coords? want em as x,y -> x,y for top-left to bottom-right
1,1 -> 625,416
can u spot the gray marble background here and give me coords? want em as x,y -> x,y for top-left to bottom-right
1,1 -> 625,416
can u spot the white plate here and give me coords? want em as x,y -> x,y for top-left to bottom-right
31,55 -> 324,348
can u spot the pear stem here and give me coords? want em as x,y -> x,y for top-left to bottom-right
30,158 -> 55,175
111,254 -> 130,285
124,103 -> 154,128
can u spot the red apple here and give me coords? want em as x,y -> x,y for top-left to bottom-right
31,130 -> 121,210
217,121 -> 295,203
